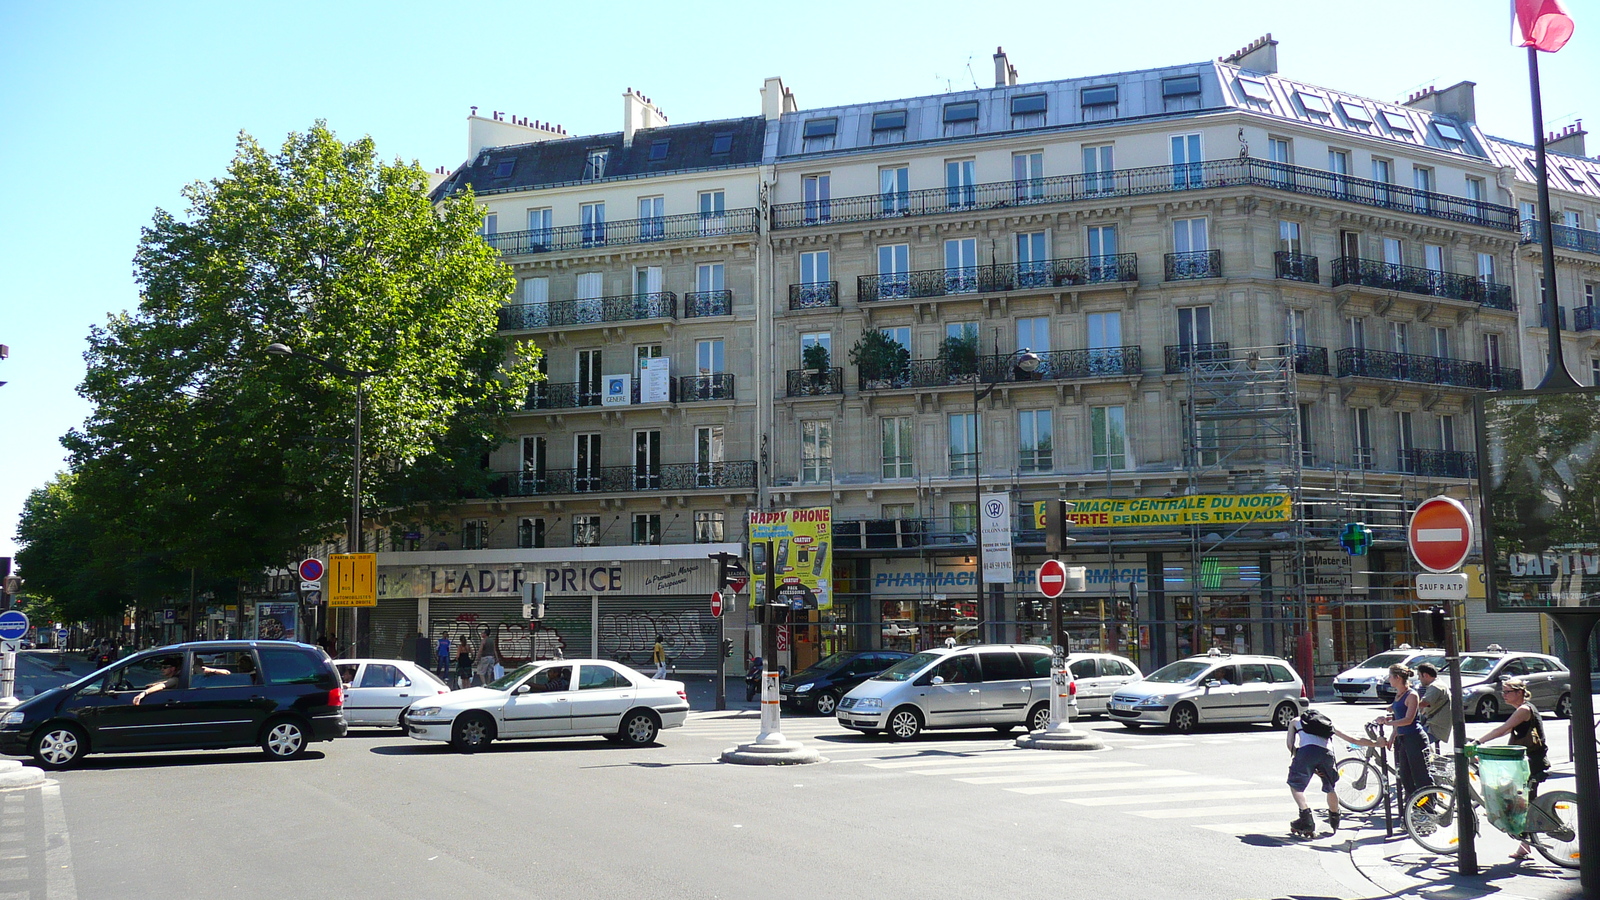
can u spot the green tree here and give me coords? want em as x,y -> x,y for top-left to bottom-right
62,122 -> 540,579
849,330 -> 910,386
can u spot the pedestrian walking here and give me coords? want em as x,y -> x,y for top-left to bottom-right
1377,663 -> 1434,801
744,656 -> 763,702
475,630 -> 497,686
1416,663 -> 1451,748
1287,708 -> 1374,837
455,646 -> 473,690
435,635 -> 451,676
651,635 -> 667,680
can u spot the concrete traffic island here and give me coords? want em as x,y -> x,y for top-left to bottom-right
1014,721 -> 1108,751
720,736 -> 826,765
0,759 -> 46,789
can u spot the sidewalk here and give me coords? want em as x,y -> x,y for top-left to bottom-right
1345,830 -> 1579,900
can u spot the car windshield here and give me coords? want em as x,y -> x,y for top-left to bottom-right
1143,661 -> 1212,684
873,651 -> 943,682
487,664 -> 537,690
797,652 -> 855,676
1459,655 -> 1500,675
1355,652 -> 1408,669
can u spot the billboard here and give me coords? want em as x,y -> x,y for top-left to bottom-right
748,508 -> 832,610
255,602 -> 298,641
1478,386 -> 1600,612
1032,493 -> 1291,530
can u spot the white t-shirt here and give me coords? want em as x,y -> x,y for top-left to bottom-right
1292,719 -> 1330,749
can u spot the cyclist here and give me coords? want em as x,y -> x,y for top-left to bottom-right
1376,663 -> 1433,802
1467,678 -> 1550,861
1416,663 -> 1451,749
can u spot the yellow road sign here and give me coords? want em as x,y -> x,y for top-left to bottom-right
328,554 -> 377,607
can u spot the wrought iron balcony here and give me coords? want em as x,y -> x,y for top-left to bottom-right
1293,345 -> 1330,376
489,460 -> 757,497
770,158 -> 1517,232
1164,342 -> 1230,373
683,290 -> 733,318
789,281 -> 839,309
523,378 -> 680,410
856,254 -> 1137,303
484,208 -> 759,256
1274,251 -> 1319,283
787,367 -> 843,397
1576,306 -> 1596,332
858,347 -> 1141,391
1489,367 -> 1523,390
1331,257 -> 1513,309
1335,347 -> 1519,390
498,292 -> 676,330
1164,250 -> 1221,281
1540,305 -> 1567,330
1521,219 -> 1600,257
679,373 -> 734,402
1402,448 -> 1478,479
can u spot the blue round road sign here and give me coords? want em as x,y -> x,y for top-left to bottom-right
0,611 -> 29,641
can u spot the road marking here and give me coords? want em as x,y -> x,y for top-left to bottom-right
1007,775 -> 1248,795
910,760 -> 1141,777
1133,803 -> 1292,819
1196,820 -> 1297,834
1066,788 -> 1285,806
956,765 -> 1182,784
866,752 -> 1065,770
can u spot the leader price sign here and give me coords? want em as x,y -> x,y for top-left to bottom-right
1408,496 -> 1473,574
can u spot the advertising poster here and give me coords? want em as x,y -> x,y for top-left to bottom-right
641,357 -> 671,403
1032,493 -> 1291,530
980,493 -> 1013,583
255,602 -> 298,641
748,508 -> 832,610
602,373 -> 632,407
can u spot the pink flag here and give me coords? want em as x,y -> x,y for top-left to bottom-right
1514,0 -> 1575,52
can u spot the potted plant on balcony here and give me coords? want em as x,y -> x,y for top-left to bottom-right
802,342 -> 832,393
939,331 -> 979,383
850,330 -> 910,390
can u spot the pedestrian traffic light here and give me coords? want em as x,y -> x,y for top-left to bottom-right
1045,500 -> 1076,554
520,581 -> 545,619
721,638 -> 734,659
1339,522 -> 1372,557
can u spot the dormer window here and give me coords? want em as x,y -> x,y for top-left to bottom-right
1340,102 -> 1374,125
943,101 -> 979,123
1162,76 -> 1202,98
1010,93 -> 1047,115
1080,85 -> 1118,107
493,158 -> 515,178
1296,92 -> 1331,116
584,149 -> 609,180
649,139 -> 671,161
1238,77 -> 1273,103
872,110 -> 907,131
710,132 -> 733,154
1381,111 -> 1413,132
1433,122 -> 1464,144
803,118 -> 838,139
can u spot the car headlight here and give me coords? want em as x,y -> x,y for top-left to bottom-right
2,712 -> 23,726
852,698 -> 882,710
795,683 -> 813,693
410,707 -> 442,718
1136,695 -> 1171,707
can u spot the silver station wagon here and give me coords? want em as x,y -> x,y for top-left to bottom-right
1106,650 -> 1307,733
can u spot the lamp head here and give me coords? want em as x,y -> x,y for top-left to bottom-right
1015,349 -> 1042,373
265,343 -> 294,358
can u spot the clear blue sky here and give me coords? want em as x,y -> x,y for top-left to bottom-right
1,0 -> 1594,562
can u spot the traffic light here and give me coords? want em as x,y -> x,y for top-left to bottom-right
520,580 -> 546,619
1045,500 -> 1076,554
721,638 -> 734,659
1339,522 -> 1372,557
1411,607 -> 1449,645
709,552 -> 746,593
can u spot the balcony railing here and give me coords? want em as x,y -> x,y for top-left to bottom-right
1274,251 -> 1319,284
1540,305 -> 1568,330
1164,250 -> 1221,281
1335,347 -> 1520,390
857,254 -> 1137,303
1331,257 -> 1513,309
1576,306 -> 1596,332
859,347 -> 1141,391
524,378 -> 680,410
1293,345 -> 1330,376
787,367 -> 844,397
489,461 -> 757,497
679,373 -> 734,402
770,158 -> 1517,232
1402,448 -> 1478,479
789,281 -> 839,310
1521,219 -> 1600,257
683,290 -> 733,318
1164,342 -> 1230,373
485,208 -> 759,255
498,292 -> 675,330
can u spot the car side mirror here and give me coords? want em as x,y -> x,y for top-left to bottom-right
515,684 -> 532,694
1205,679 -> 1222,688
930,676 -> 946,686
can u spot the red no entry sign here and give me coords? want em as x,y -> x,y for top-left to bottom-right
1038,559 -> 1069,599
710,591 -> 724,617
1408,496 -> 1473,574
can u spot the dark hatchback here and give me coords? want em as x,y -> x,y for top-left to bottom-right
779,650 -> 913,715
0,640 -> 347,770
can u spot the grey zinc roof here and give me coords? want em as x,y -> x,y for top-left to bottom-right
432,116 -> 766,201
1480,135 -> 1600,200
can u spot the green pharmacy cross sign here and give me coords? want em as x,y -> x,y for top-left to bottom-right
1339,522 -> 1372,557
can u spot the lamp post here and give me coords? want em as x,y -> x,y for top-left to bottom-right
266,342 -> 382,650
973,336 -> 1040,639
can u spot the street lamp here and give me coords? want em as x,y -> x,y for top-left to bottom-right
973,338 -> 1041,641
266,342 -> 382,649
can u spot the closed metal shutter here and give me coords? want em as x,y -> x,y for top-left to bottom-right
598,595 -> 719,674
1464,599 -> 1544,652
428,598 -> 529,667
368,599 -> 419,661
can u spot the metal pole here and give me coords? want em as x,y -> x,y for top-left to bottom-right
1552,614 -> 1599,895
759,540 -> 782,743
1528,47 -> 1579,391
349,376 -> 364,656
1446,598 -> 1478,874
715,610 -> 726,711
974,380 -> 983,635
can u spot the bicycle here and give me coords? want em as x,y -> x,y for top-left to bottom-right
1334,721 -> 1453,813
1403,746 -> 1579,869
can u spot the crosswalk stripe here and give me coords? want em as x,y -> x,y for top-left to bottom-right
916,760 -> 1143,778
1195,820 -> 1295,834
954,765 -> 1179,784
1065,788 -> 1285,806
1007,775 -> 1247,795
866,752 -> 1065,770
1132,803 -> 1292,819
1122,741 -> 1195,750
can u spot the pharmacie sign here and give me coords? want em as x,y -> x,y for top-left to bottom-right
1034,493 -> 1291,529
872,559 -> 1147,597
377,560 -> 715,599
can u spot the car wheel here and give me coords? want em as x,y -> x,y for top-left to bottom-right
260,717 -> 308,760
1169,702 -> 1200,734
1555,692 -> 1573,719
451,712 -> 496,753
886,707 -> 923,741
1474,695 -> 1500,721
1028,702 -> 1052,733
813,692 -> 839,717
1271,702 -> 1299,730
618,710 -> 660,746
32,723 -> 87,770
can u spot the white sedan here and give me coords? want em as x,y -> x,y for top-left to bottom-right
334,658 -> 452,728
403,659 -> 688,752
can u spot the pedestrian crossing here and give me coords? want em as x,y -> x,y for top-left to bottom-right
674,711 -> 1319,838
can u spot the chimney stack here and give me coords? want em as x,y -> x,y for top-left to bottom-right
623,88 -> 669,148
1221,33 -> 1278,75
993,47 -> 1018,87
1402,80 -> 1478,125
1546,120 -> 1587,157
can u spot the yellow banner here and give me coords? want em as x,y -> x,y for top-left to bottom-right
747,508 -> 832,610
328,553 -> 378,607
1033,494 -> 1291,530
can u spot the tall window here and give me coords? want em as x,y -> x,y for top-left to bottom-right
633,429 -> 661,490
697,339 -> 724,375
517,517 -> 545,549
944,238 -> 978,293
801,420 -> 832,483
631,513 -> 661,546
521,435 -> 546,492
1390,322 -> 1409,355
1299,404 -> 1315,465
694,511 -> 725,543
1012,150 -> 1044,201
950,501 -> 977,535
1351,408 -> 1373,469
575,433 -> 601,491
572,515 -> 599,547
800,250 -> 830,286
1383,237 -> 1403,267
1170,133 -> 1202,188
1019,409 -> 1053,472
1476,252 -> 1495,284
1174,217 -> 1209,254
1439,415 -> 1456,454
1016,231 -> 1048,286
1087,224 -> 1118,280
1424,244 -> 1444,273
1347,316 -> 1367,350
1465,177 -> 1485,203
1279,221 -> 1302,254
877,243 -> 910,299
803,173 -> 830,223
527,207 -> 552,244
1372,158 -> 1392,204
881,416 -> 913,479
1267,137 -> 1291,165
638,196 -> 664,240
945,158 -> 976,208
633,265 -> 663,297
696,425 -> 724,487
1328,149 -> 1350,194
880,165 -> 909,215
696,262 -> 725,295
1484,333 -> 1502,370
800,332 -> 831,365
1088,311 -> 1122,373
576,348 -> 602,404
881,326 -> 911,357
521,277 -> 549,324
461,518 -> 489,551
1016,316 -> 1050,355
1397,411 -> 1415,473
581,201 -> 605,246
949,413 -> 978,475
1091,406 -> 1127,470
1083,144 -> 1114,193
698,190 -> 726,233
584,149 -> 609,180
1432,326 -> 1450,358
1286,308 -> 1308,349
481,213 -> 498,236
1178,305 -> 1213,351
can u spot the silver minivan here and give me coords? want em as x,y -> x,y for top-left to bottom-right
836,644 -> 1076,740
1106,651 -> 1307,733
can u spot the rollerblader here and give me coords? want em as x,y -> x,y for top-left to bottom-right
1288,708 -> 1374,838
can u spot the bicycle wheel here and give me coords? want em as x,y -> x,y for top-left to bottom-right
1531,790 -> 1580,869
1404,784 -> 1463,855
1335,757 -> 1383,812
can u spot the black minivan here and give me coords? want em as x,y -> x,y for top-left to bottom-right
779,650 -> 913,715
0,640 -> 347,769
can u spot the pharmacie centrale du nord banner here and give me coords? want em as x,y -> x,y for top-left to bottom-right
1032,493 -> 1292,529
748,507 -> 832,610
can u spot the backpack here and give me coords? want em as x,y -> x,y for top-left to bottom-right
1299,708 -> 1335,739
